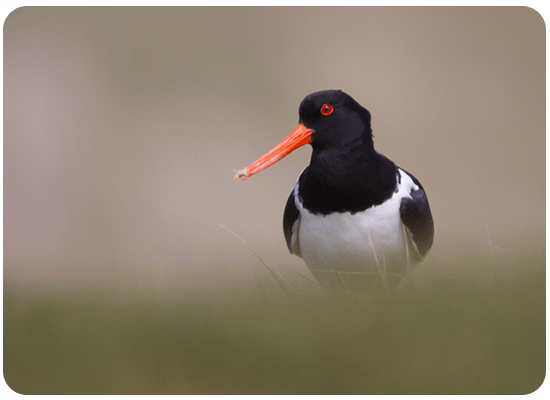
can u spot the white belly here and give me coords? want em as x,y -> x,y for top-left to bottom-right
294,168 -> 418,293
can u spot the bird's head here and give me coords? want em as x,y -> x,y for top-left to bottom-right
234,90 -> 373,181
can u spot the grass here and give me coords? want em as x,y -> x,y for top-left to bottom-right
3,247 -> 545,394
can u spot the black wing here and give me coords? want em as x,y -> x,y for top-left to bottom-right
399,171 -> 434,258
283,187 -> 301,256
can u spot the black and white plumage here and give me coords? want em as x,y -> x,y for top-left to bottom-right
236,90 -> 434,295
283,165 -> 432,294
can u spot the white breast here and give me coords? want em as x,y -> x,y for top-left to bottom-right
294,169 -> 419,290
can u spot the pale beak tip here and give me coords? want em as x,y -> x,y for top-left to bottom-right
233,169 -> 249,181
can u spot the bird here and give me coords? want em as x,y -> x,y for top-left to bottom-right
234,90 -> 434,295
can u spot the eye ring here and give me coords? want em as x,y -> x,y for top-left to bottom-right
320,103 -> 334,116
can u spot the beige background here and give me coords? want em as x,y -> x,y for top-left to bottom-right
4,7 -> 545,296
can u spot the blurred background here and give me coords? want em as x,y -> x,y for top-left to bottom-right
3,7 -> 545,394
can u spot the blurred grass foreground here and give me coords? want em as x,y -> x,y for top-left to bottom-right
4,248 -> 545,395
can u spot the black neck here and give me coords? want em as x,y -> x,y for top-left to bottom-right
298,147 -> 398,215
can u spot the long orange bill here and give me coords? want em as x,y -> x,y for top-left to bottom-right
234,123 -> 314,180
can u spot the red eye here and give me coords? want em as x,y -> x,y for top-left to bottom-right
320,103 -> 334,116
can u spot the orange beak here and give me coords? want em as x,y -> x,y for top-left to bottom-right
234,123 -> 314,180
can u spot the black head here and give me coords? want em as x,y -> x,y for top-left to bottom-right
234,90 -> 378,181
295,90 -> 397,215
298,90 -> 374,152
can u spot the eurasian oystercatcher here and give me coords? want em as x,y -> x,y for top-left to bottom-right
235,90 -> 434,295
